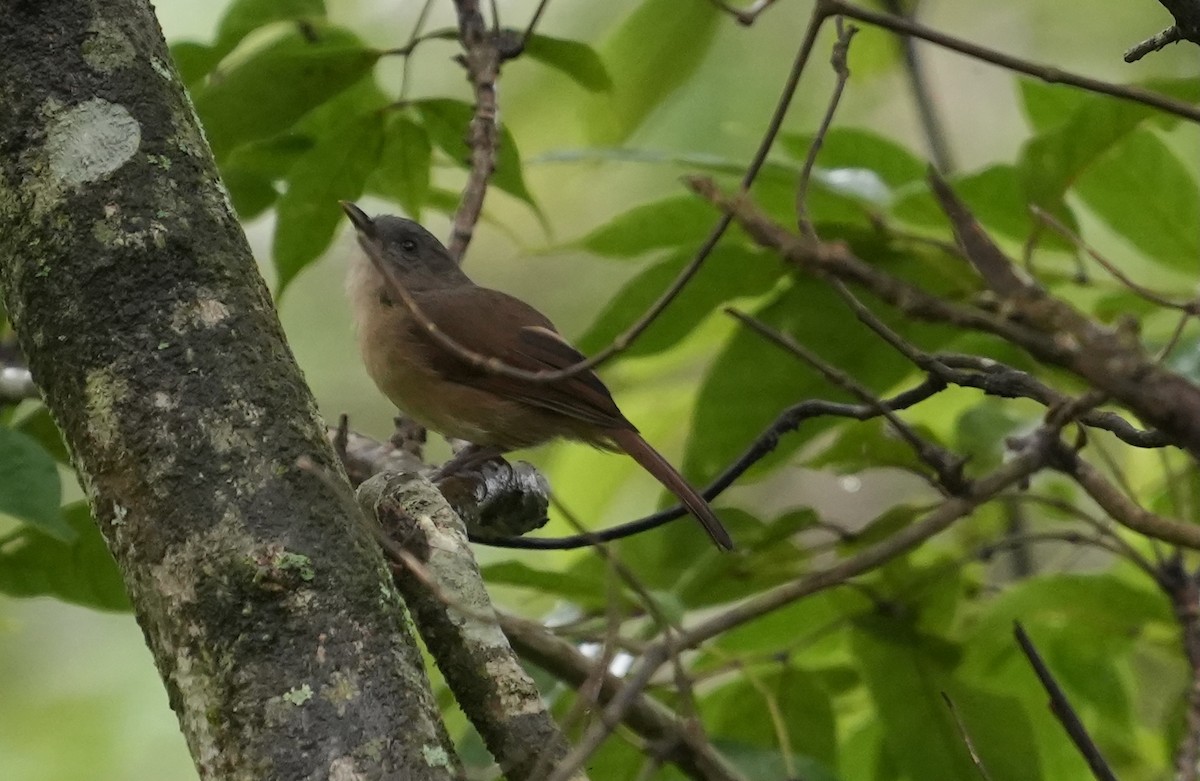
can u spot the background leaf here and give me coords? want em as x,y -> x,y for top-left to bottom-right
370,115 -> 433,220
0,503 -> 128,611
523,35 -> 612,92
0,427 -> 69,541
191,25 -> 379,160
586,0 -> 721,143
416,99 -> 539,211
272,111 -> 385,292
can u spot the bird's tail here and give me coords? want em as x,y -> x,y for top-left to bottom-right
608,428 -> 734,551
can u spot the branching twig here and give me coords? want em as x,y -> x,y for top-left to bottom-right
448,0 -> 502,261
1125,0 -> 1200,62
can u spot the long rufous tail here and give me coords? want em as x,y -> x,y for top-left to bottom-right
608,428 -> 734,550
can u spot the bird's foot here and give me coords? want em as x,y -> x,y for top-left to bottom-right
429,444 -> 506,482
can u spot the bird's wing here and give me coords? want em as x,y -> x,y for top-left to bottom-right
411,288 -> 634,431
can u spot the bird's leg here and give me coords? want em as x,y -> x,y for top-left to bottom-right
429,443 -> 506,482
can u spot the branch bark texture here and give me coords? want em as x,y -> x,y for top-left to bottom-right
0,3 -> 457,778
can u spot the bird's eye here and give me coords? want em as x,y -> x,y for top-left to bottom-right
400,239 -> 418,253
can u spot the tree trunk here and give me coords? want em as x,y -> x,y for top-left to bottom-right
0,2 -> 459,778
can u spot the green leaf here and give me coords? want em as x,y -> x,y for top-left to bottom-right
170,42 -> 221,86
892,163 -> 1071,245
577,244 -> 782,359
222,167 -> 280,218
1073,129 -> 1200,272
220,133 -> 316,218
954,403 -> 1024,472
703,667 -> 838,769
215,0 -> 327,53
272,111 -> 385,293
191,25 -> 380,160
371,116 -> 432,220
13,405 -> 71,464
481,560 -> 614,609
0,427 -> 70,541
780,127 -> 926,192
0,502 -> 129,611
587,0 -> 721,143
612,509 -> 809,610
685,275 -> 949,480
706,589 -> 868,662
415,99 -> 539,210
1018,80 -> 1091,133
579,195 -> 719,258
522,35 -> 612,92
808,417 -> 939,474
1015,78 -> 1200,213
853,614 -> 1042,781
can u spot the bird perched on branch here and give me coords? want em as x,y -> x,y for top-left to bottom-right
340,202 -> 733,550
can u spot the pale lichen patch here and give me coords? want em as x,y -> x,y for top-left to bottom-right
329,756 -> 366,781
171,294 -> 231,332
282,683 -> 313,706
171,647 -> 222,770
84,367 -> 127,453
421,744 -> 453,769
321,669 -> 361,716
82,21 -> 137,73
45,98 -> 140,189
91,202 -> 167,249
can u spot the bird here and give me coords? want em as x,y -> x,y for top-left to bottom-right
340,202 -> 733,550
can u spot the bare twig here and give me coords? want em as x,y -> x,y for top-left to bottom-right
1125,0 -> 1200,62
1013,622 -> 1119,781
725,306 -> 967,494
447,0 -> 502,261
689,175 -> 1200,459
503,617 -> 747,781
825,0 -> 1200,123
475,379 -> 948,549
796,18 -> 858,239
881,0 -> 955,171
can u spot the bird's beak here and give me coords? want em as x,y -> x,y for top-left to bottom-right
339,201 -> 376,239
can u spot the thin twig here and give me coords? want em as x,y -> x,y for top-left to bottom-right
796,18 -> 858,239
449,0 -> 502,260
725,306 -> 967,494
881,0 -> 955,171
1013,622 -> 1119,781
825,0 -> 1200,124
473,379 -> 947,549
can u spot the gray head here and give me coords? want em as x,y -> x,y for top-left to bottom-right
340,201 -> 468,289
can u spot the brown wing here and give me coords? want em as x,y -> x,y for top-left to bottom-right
411,287 -> 635,431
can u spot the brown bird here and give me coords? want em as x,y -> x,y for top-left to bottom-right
340,202 -> 733,550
